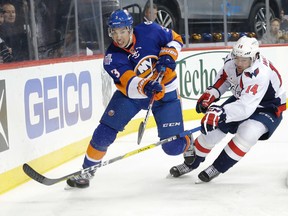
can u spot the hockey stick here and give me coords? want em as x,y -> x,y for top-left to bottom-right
137,67 -> 165,145
137,95 -> 154,145
23,126 -> 201,186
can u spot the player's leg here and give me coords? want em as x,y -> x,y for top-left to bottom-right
198,119 -> 267,182
170,129 -> 226,177
153,90 -> 190,156
67,91 -> 143,188
198,110 -> 283,182
170,96 -> 239,177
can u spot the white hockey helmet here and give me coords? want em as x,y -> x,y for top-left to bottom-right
232,36 -> 260,62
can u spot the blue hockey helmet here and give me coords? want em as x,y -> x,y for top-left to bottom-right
107,9 -> 133,29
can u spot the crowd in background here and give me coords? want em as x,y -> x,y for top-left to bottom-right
0,0 -> 287,64
261,8 -> 288,44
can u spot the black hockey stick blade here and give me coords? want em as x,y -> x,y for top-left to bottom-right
137,121 -> 145,144
23,163 -> 81,186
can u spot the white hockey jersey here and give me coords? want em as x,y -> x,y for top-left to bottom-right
213,53 -> 286,123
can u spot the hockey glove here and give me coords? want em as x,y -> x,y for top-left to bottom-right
196,86 -> 220,113
138,78 -> 165,101
156,46 -> 178,73
201,105 -> 226,135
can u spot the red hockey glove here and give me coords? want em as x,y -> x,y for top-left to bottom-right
201,105 -> 226,135
138,78 -> 165,101
156,46 -> 178,72
196,86 -> 220,113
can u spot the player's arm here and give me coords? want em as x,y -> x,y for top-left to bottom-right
155,28 -> 183,82
200,74 -> 269,134
104,60 -> 165,101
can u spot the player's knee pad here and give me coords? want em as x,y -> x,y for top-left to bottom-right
195,134 -> 220,158
224,134 -> 252,162
91,123 -> 118,151
162,136 -> 188,155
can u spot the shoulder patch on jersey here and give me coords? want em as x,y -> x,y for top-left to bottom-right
253,68 -> 259,77
244,68 -> 259,78
104,54 -> 112,65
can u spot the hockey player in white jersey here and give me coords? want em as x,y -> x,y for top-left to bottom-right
170,36 -> 286,182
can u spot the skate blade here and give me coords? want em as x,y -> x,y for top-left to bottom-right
194,178 -> 206,184
64,183 -> 85,190
64,184 -> 77,190
166,173 -> 175,179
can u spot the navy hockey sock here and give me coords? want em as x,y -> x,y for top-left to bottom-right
212,150 -> 238,173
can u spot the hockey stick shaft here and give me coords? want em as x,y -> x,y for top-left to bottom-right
137,67 -> 165,145
23,126 -> 201,186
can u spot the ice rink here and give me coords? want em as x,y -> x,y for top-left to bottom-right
1,121 -> 288,216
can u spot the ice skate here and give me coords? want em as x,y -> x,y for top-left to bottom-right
169,137 -> 196,177
183,138 -> 196,165
169,162 -> 193,177
198,165 -> 220,182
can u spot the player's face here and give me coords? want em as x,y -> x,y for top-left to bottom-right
110,27 -> 131,48
234,56 -> 252,73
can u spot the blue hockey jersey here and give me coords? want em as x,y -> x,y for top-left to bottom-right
103,22 -> 183,99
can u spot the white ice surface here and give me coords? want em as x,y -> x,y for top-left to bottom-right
1,121 -> 288,216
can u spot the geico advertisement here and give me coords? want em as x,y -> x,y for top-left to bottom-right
0,59 -> 107,172
24,71 -> 93,139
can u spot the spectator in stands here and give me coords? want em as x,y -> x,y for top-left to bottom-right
281,0 -> 288,18
261,18 -> 285,44
280,9 -> 288,31
0,6 -> 4,25
0,7 -> 13,63
0,2 -> 29,61
143,2 -> 158,22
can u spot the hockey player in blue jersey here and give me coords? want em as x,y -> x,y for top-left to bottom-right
170,36 -> 286,182
66,9 -> 192,188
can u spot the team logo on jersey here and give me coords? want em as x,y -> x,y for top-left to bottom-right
135,56 -> 158,77
0,80 -> 9,152
128,47 -> 142,59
